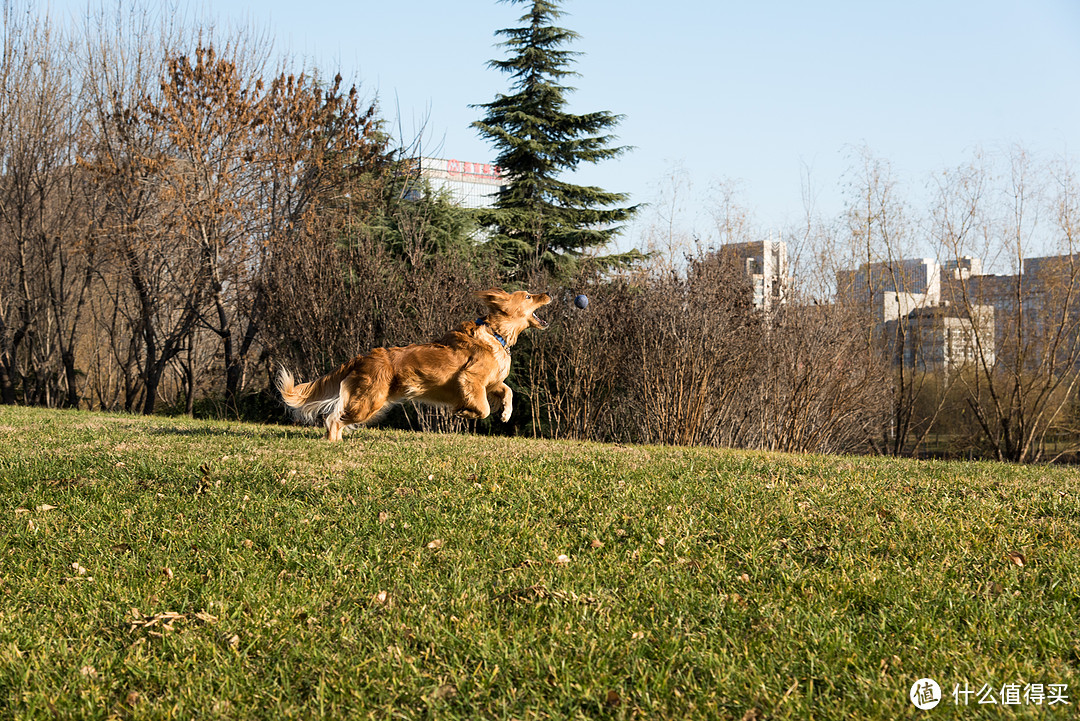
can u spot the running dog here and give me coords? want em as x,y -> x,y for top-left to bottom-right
276,289 -> 551,441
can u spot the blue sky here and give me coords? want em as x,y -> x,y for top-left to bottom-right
47,0 -> 1080,247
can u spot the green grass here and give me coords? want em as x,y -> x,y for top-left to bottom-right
0,405 -> 1078,720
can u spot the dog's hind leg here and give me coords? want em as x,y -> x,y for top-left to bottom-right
325,351 -> 395,441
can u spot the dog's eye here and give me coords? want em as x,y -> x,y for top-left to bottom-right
525,294 -> 531,300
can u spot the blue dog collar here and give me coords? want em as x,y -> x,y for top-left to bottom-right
476,318 -> 508,350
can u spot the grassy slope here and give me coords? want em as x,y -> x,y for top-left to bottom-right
0,406 -> 1078,720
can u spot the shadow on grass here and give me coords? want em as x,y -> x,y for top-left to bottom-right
143,423 -> 312,440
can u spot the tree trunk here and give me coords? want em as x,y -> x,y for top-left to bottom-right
62,350 -> 79,408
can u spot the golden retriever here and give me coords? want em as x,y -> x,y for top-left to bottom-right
276,289 -> 551,441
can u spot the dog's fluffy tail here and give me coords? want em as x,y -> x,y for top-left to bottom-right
276,364 -> 349,424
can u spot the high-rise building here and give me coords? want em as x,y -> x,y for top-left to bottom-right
883,304 -> 995,373
837,257 -> 941,324
720,237 -> 790,311
838,256 -> 1000,373
845,251 -> 1080,373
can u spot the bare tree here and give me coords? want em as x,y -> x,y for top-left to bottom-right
143,40 -> 272,411
256,70 -> 398,386
0,9 -> 98,408
623,254 -> 760,446
77,6 -> 208,414
935,148 -> 1080,462
838,148 -> 956,455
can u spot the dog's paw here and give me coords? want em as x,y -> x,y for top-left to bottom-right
500,404 -> 513,423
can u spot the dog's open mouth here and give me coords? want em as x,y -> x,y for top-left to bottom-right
532,310 -> 549,328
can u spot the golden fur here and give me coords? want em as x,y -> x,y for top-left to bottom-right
276,289 -> 552,441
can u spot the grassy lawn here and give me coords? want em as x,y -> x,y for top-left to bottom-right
0,405 -> 1078,719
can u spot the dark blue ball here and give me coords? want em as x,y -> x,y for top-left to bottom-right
574,294 -> 589,309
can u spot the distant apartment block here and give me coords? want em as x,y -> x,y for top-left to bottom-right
941,270 -> 1017,354
1021,254 -> 1080,316
836,257 -> 942,323
720,237 -> 790,311
839,256 -> 996,372
883,304 -> 995,373
843,250 -> 1080,372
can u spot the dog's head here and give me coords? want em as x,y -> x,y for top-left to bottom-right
474,288 -> 552,335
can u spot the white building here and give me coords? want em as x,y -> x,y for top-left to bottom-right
416,157 -> 506,209
839,256 -> 1000,373
837,257 -> 942,323
884,304 -> 995,373
721,238 -> 790,311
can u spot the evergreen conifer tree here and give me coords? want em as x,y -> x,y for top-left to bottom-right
472,0 -> 638,278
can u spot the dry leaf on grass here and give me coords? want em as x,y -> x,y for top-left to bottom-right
1008,551 -> 1026,568
127,608 -> 216,636
431,684 -> 457,701
605,689 -> 621,707
36,504 -> 57,512
427,539 -> 444,550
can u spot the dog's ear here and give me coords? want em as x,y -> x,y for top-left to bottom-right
473,288 -> 511,311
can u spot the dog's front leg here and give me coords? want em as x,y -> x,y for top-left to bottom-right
489,382 -> 513,423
